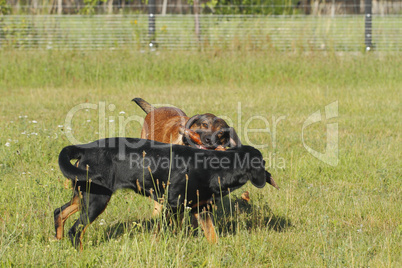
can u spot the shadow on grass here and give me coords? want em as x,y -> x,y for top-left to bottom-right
101,194 -> 291,242
102,211 -> 195,241
102,217 -> 160,241
214,195 -> 292,236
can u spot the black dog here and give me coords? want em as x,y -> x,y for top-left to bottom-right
54,138 -> 278,250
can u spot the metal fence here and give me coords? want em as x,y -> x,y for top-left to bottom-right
1,1 -> 401,51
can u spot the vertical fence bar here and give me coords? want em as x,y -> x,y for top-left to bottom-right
194,0 -> 201,41
365,0 -> 373,51
148,0 -> 156,49
57,0 -> 62,15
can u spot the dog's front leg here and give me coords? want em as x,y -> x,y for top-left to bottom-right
192,210 -> 218,244
68,193 -> 111,251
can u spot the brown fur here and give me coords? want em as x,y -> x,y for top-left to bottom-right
133,98 -> 241,149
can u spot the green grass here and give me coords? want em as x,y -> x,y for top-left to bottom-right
0,50 -> 401,266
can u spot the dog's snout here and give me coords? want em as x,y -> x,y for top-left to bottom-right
200,133 -> 214,147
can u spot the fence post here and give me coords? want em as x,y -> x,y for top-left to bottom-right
365,0 -> 373,51
194,0 -> 201,41
149,0 -> 156,49
57,0 -> 62,15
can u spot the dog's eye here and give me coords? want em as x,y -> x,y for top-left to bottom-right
202,123 -> 209,128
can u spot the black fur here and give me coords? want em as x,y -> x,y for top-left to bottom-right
55,138 -> 274,249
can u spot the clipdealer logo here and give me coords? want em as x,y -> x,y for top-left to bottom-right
302,101 -> 339,166
62,101 -> 339,168
129,152 -> 264,173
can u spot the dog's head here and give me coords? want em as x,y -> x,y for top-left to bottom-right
185,113 -> 241,149
250,164 -> 278,189
244,147 -> 279,189
245,148 -> 267,188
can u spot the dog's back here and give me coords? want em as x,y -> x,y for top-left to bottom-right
133,98 -> 189,144
58,138 -> 270,193
133,98 -> 241,149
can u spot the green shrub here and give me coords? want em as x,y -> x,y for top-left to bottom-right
0,0 -> 11,15
0,18 -> 38,48
212,0 -> 301,15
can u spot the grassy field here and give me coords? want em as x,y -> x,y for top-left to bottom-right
0,50 -> 401,267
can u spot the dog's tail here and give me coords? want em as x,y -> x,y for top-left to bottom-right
132,98 -> 155,114
58,145 -> 99,183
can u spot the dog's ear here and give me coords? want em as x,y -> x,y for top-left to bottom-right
248,157 -> 266,188
228,127 -> 242,148
186,114 -> 203,129
249,167 -> 266,188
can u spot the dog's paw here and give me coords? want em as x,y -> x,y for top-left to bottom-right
215,145 -> 226,151
241,191 -> 250,202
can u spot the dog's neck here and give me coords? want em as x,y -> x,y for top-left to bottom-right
209,169 -> 249,198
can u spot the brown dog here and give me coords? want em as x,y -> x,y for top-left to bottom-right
133,98 -> 243,216
133,98 -> 241,149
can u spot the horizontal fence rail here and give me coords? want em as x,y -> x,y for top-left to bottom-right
2,1 -> 402,16
0,2 -> 401,51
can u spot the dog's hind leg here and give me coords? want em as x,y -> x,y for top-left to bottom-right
68,193 -> 111,251
54,195 -> 80,240
192,210 -> 218,244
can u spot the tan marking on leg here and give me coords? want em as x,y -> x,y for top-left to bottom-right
152,201 -> 163,217
193,211 -> 218,244
79,225 -> 89,252
78,200 -> 110,251
55,196 -> 80,240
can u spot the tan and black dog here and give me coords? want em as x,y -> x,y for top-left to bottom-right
133,98 -> 241,150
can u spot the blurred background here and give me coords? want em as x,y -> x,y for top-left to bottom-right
1,0 -> 401,50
